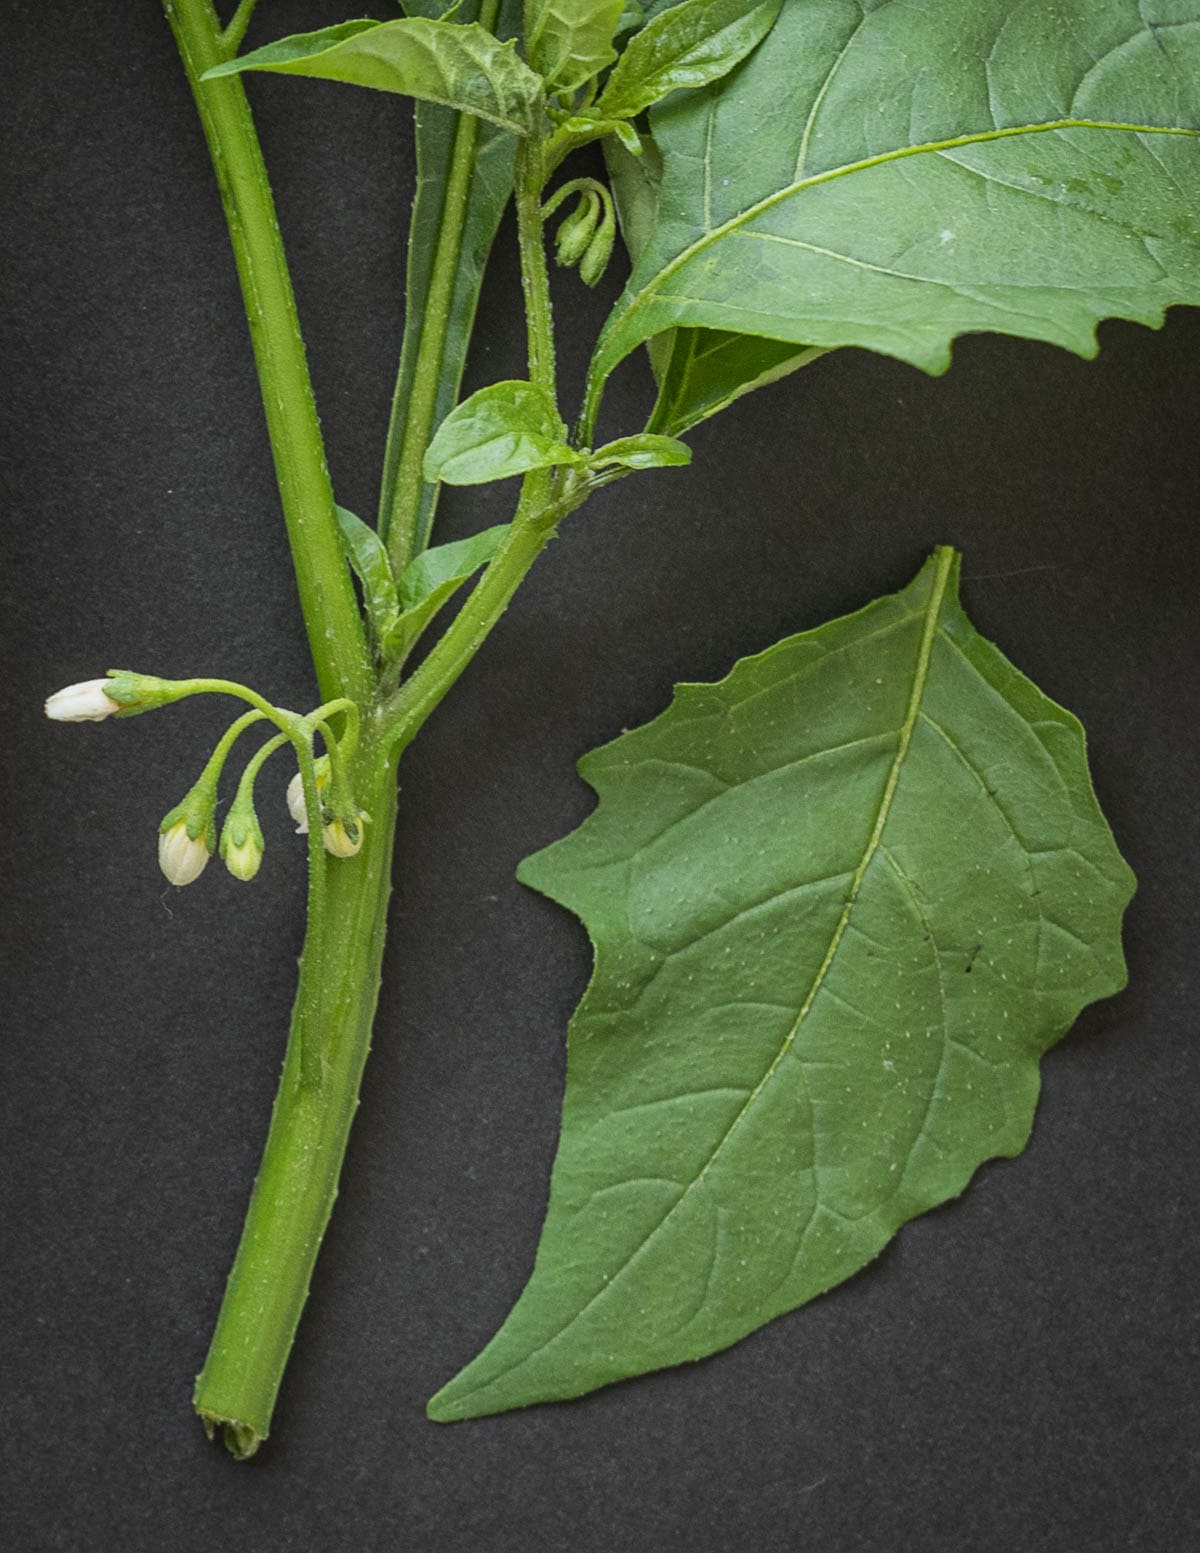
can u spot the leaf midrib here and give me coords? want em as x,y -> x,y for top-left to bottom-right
599,115 -> 1198,360
449,548 -> 955,1408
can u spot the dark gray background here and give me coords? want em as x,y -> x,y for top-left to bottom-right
3,3 -> 1198,1549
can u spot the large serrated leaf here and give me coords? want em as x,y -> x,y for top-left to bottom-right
427,548 -> 1134,1421
586,0 -> 1200,419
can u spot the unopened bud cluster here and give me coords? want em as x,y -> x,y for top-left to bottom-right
45,670 -> 366,888
547,179 -> 616,288
286,763 -> 367,858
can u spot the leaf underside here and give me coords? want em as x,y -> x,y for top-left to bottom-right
428,549 -> 1134,1421
593,0 -> 1200,410
207,17 -> 544,136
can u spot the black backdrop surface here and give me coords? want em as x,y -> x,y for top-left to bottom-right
3,4 -> 1198,1550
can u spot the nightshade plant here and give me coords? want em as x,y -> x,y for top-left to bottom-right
46,0 -> 1198,1456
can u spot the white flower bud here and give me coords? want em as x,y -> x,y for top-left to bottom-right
158,819 -> 211,886
286,763 -> 330,834
322,817 -> 364,858
44,678 -> 121,722
223,832 -> 264,883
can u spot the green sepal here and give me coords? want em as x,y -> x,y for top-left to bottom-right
220,801 -> 266,883
159,783 -> 218,853
102,670 -> 180,717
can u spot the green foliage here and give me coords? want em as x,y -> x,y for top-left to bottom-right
335,506 -> 399,647
336,502 -> 512,662
204,16 -> 546,135
588,432 -> 690,468
381,0 -> 526,555
525,0 -> 626,94
647,328 -> 827,435
386,525 -> 512,659
427,549 -> 1135,1420
424,380 -> 585,484
589,0 -> 1200,418
596,0 -> 781,121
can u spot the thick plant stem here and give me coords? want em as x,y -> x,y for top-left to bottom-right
194,734 -> 400,1457
379,0 -> 503,574
164,0 -> 371,705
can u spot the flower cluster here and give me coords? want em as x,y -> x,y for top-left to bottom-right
45,674 -> 366,887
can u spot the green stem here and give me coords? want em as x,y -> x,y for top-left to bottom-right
514,138 -> 557,404
380,0 -> 503,573
221,0 -> 258,53
164,0 -> 371,705
194,733 -> 400,1455
382,485 -> 583,754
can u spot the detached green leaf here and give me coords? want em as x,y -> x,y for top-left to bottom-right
424,380 -> 584,485
204,17 -> 545,135
428,548 -> 1134,1421
384,524 -> 510,659
589,0 -> 1200,403
525,0 -> 626,94
334,506 -> 399,644
588,432 -> 691,468
597,0 -> 781,121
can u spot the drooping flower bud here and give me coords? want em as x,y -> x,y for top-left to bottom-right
220,809 -> 265,882
158,819 -> 212,886
555,189 -> 600,269
578,195 -> 617,288
286,758 -> 331,834
158,782 -> 217,887
44,678 -> 122,722
323,811 -> 367,859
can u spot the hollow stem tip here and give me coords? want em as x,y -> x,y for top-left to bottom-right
198,1407 -> 263,1461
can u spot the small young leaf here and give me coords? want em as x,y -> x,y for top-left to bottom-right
588,432 -> 691,468
334,506 -> 399,643
427,548 -> 1134,1421
525,0 -> 626,95
384,524 -> 510,660
423,380 -> 584,485
597,0 -> 781,121
203,18 -> 545,136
